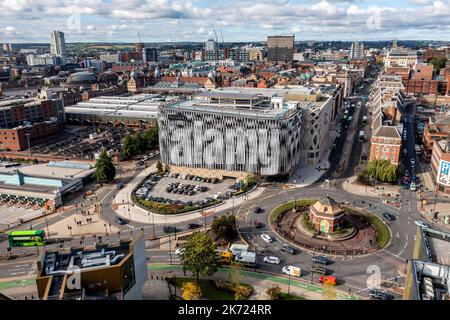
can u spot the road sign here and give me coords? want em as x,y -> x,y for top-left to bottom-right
437,160 -> 450,186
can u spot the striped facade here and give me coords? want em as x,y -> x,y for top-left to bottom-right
158,107 -> 303,176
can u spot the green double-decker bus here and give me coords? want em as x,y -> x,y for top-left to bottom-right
8,230 -> 46,247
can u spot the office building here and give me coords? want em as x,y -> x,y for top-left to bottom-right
350,42 -> 364,59
0,97 -> 66,151
404,227 -> 450,300
99,52 -> 122,63
267,35 -> 295,63
50,31 -> 67,64
431,138 -> 450,194
27,54 -> 61,66
384,48 -> 418,69
143,48 -> 158,64
205,39 -> 218,51
36,233 -> 148,300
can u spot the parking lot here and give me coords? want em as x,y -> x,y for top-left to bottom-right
29,124 -> 136,160
134,172 -> 237,210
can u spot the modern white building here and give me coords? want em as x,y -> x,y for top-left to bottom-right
26,54 -> 61,66
350,41 -> 364,59
50,30 -> 67,64
205,39 -> 218,51
384,47 -> 418,69
99,52 -> 122,63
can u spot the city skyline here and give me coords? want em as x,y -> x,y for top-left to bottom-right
1,0 -> 450,43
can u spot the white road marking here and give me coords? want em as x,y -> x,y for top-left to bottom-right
405,234 -> 408,241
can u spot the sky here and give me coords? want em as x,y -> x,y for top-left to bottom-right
1,0 -> 450,43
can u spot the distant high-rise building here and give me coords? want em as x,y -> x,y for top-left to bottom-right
50,30 -> 67,64
135,42 -> 144,60
143,47 -> 158,64
2,43 -> 12,52
205,39 -> 218,51
350,42 -> 364,59
267,35 -> 294,63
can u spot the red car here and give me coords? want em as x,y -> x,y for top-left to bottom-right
319,276 -> 336,285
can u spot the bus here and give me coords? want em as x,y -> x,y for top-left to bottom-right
8,230 -> 46,247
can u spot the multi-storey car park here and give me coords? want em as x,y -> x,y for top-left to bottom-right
158,86 -> 339,179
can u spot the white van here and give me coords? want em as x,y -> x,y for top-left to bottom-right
282,265 -> 302,278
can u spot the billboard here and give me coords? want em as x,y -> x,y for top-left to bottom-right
437,160 -> 450,186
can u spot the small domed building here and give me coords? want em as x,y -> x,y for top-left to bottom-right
309,196 -> 345,234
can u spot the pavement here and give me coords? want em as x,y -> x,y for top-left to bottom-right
147,263 -> 359,300
342,175 -> 401,198
287,155 -> 330,188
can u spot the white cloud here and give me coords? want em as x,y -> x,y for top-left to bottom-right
0,0 -> 450,42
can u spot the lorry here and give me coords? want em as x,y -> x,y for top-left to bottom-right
229,244 -> 249,256
234,251 -> 257,267
282,265 -> 302,278
220,243 -> 250,265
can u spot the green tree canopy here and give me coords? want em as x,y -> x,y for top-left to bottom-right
180,232 -> 219,283
211,215 -> 237,242
429,57 -> 448,73
94,150 -> 116,182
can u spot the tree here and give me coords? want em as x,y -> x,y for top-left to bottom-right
180,232 -> 219,283
143,127 -> 158,150
94,150 -> 116,183
235,285 -> 252,300
181,281 -> 202,300
120,134 -> 137,159
156,160 -> 164,173
211,215 -> 237,242
244,173 -> 257,189
429,57 -> 447,73
266,286 -> 282,300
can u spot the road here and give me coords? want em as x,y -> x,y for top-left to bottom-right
0,64 -> 434,300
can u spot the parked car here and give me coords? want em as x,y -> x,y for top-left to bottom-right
382,212 -> 396,222
410,158 -> 415,166
312,256 -> 330,265
260,234 -> 273,243
281,245 -> 296,255
263,256 -> 281,265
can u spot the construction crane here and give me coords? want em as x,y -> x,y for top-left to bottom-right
212,24 -> 219,46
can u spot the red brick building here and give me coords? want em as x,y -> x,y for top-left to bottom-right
0,99 -> 65,151
369,126 -> 402,165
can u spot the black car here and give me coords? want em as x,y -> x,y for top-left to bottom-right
254,207 -> 263,214
368,290 -> 393,300
163,226 -> 177,233
187,223 -> 201,230
281,245 -> 296,255
312,256 -> 330,265
114,216 -> 127,225
383,212 -> 396,222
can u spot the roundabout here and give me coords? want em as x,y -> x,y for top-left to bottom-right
269,196 -> 390,256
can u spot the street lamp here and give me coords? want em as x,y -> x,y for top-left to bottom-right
25,133 -> 32,159
42,210 -> 50,239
